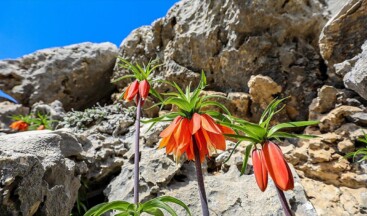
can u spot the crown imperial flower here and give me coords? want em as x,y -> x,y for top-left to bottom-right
10,120 -> 29,131
159,113 -> 234,162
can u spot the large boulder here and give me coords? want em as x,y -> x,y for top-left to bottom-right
0,130 -> 84,216
343,41 -> 367,100
319,0 -> 367,82
0,42 -> 118,110
113,0 -> 328,121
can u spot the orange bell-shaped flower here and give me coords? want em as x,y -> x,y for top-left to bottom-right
124,80 -> 139,102
159,113 -> 234,162
252,148 -> 268,192
262,141 -> 294,191
9,120 -> 29,131
139,80 -> 150,100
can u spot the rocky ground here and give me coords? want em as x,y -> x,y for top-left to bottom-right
0,0 -> 366,215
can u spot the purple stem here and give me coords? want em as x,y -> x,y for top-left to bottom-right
275,186 -> 292,216
193,137 -> 210,216
134,95 -> 142,204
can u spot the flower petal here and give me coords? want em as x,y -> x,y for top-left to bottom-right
139,80 -> 150,100
125,80 -> 139,101
263,141 -> 294,191
189,113 -> 201,135
123,84 -> 131,100
219,125 -> 235,134
173,118 -> 191,151
201,114 -> 222,134
206,130 -> 226,151
160,116 -> 182,137
252,149 -> 268,192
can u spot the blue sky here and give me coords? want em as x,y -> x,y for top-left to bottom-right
0,0 -> 178,60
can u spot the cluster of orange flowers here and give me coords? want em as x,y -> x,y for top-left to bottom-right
159,113 -> 235,162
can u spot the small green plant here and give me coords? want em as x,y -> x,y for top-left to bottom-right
84,196 -> 191,216
84,59 -> 191,216
345,132 -> 367,162
221,98 -> 318,216
10,113 -> 55,131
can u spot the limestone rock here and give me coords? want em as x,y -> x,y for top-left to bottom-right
319,0 -> 367,81
348,112 -> 367,126
200,90 -> 251,119
113,0 -> 327,120
324,0 -> 351,16
0,130 -> 83,216
319,106 -> 363,131
344,41 -> 367,100
287,130 -> 367,188
309,85 -> 338,117
301,177 -> 367,215
0,42 -> 118,110
159,165 -> 316,216
248,75 -> 282,109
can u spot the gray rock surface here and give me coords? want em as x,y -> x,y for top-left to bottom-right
0,130 -> 84,216
344,41 -> 367,100
0,42 -> 118,110
113,0 -> 328,120
319,0 -> 367,81
324,0 -> 350,16
162,165 -> 316,216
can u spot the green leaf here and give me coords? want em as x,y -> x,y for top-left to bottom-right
164,98 -> 192,112
200,101 -> 231,115
155,196 -> 191,216
83,201 -> 131,216
200,71 -> 207,88
149,88 -> 164,102
143,207 -> 164,216
269,131 -> 318,139
142,200 -> 177,216
259,97 -> 288,130
172,82 -> 187,100
224,141 -> 241,163
241,144 -> 253,176
267,120 -> 319,137
224,134 -> 259,143
220,122 -> 265,142
112,74 -> 136,83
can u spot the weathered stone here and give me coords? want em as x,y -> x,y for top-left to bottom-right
319,0 -> 367,81
227,92 -> 251,118
105,147 -> 182,203
344,41 -> 367,100
113,0 -> 327,121
158,165 -> 316,216
0,130 -> 83,216
248,75 -> 282,109
337,139 -> 356,153
301,177 -> 367,215
288,131 -> 367,188
309,85 -> 338,116
0,42 -> 118,110
348,112 -> 367,126
319,106 -> 363,132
